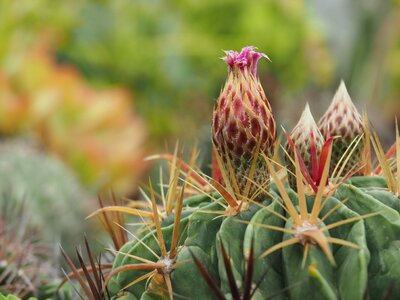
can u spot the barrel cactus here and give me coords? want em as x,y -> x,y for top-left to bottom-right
88,47 -> 400,300
0,139 -> 94,255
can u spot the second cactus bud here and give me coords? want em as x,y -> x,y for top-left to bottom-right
318,81 -> 364,175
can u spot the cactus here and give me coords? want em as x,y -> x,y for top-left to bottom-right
70,48 -> 400,300
0,139 -> 94,255
104,162 -> 400,299
0,197 -> 62,299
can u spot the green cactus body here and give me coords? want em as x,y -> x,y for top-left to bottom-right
102,49 -> 399,300
109,177 -> 400,300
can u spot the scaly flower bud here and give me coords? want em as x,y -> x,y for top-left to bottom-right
318,81 -> 364,175
212,46 -> 276,199
285,104 -> 324,188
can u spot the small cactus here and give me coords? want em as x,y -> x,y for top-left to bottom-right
0,199 -> 59,299
0,139 -> 94,255
212,46 -> 276,200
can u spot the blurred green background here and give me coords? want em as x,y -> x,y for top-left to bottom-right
1,0 -> 400,197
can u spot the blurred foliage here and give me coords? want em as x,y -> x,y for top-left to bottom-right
0,199 -> 55,299
0,213 -> 70,300
382,7 -> 400,116
0,0 -> 333,141
60,0 -> 334,138
0,41 -> 147,195
334,0 -> 400,143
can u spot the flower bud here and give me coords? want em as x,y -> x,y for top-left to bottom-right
318,81 -> 364,175
212,46 -> 276,199
285,104 -> 324,188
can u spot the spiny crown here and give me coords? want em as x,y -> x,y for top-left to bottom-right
318,80 -> 363,139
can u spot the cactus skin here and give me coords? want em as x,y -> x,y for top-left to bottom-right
109,177 -> 400,300
285,104 -> 324,188
212,47 -> 276,199
318,81 -> 364,175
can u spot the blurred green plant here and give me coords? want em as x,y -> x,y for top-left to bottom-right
0,195 -> 61,299
0,139 -> 94,254
382,7 -> 400,116
60,0 -> 334,138
0,0 -> 334,141
0,294 -> 36,300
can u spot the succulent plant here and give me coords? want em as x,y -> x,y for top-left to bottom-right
66,48 -> 400,300
0,139 -> 94,255
0,197 -> 60,299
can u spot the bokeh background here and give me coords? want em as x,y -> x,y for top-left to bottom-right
0,0 -> 399,252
